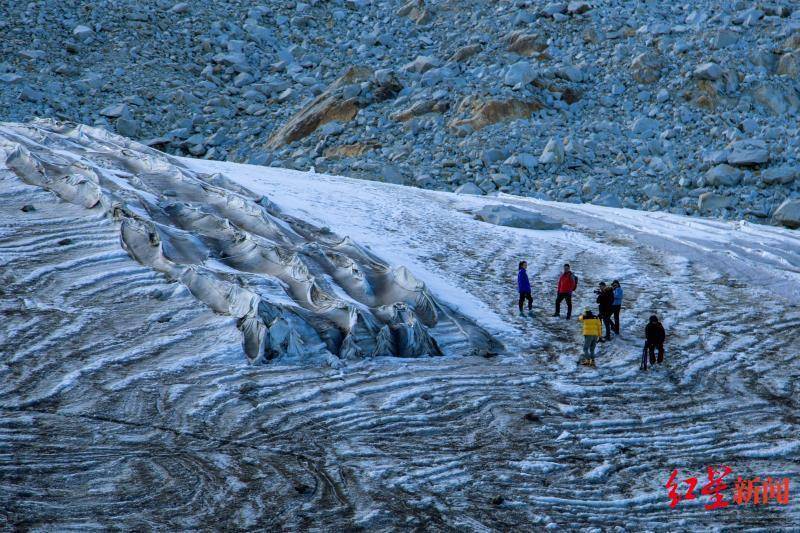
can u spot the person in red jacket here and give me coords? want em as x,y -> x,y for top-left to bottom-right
553,263 -> 578,319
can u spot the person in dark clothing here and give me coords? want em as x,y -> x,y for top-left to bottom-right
642,314 -> 666,369
517,261 -> 532,315
596,283 -> 614,341
611,280 -> 623,335
553,263 -> 578,319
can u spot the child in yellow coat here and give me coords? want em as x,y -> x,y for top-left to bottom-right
578,308 -> 602,367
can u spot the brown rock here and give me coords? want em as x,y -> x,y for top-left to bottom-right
751,83 -> 800,115
630,51 -> 664,84
323,141 -> 380,158
396,0 -> 419,16
561,87 -> 582,104
507,31 -> 548,57
784,32 -> 800,51
567,1 -> 592,15
448,98 -> 544,135
390,99 -> 450,121
693,80 -> 719,110
403,55 -> 439,74
266,67 -> 400,148
449,43 -> 481,62
777,52 -> 800,78
582,27 -> 599,44
396,0 -> 432,24
763,5 -> 792,17
415,9 -> 433,24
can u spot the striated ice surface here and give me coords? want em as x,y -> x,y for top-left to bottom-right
0,120 -> 798,530
0,120 -> 502,365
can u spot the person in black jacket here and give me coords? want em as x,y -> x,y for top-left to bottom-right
643,315 -> 666,368
596,283 -> 614,341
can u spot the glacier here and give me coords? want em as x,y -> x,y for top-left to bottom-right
0,121 -> 798,529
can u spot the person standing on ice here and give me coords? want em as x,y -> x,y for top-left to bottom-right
642,315 -> 666,369
578,308 -> 601,367
611,280 -> 623,335
553,263 -> 578,319
596,282 -> 615,342
517,261 -> 533,316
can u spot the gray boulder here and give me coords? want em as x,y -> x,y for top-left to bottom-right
0,73 -> 23,84
760,165 -> 799,185
403,55 -> 439,74
482,148 -> 509,166
168,2 -> 190,14
373,68 -> 396,85
539,137 -> 565,164
694,62 -> 723,81
704,164 -> 742,186
72,25 -> 93,39
100,103 -> 130,118
115,117 -> 139,138
593,192 -> 623,208
491,173 -> 511,187
630,51 -> 664,84
516,153 -> 538,172
567,1 -> 592,15
698,192 -> 733,211
18,49 -> 46,61
556,65 -> 583,83
542,3 -> 568,17
474,204 -> 562,230
631,117 -> 660,135
711,29 -> 738,49
19,87 -> 44,102
449,44 -> 481,62
233,72 -> 254,87
773,199 -> 800,229
455,182 -> 484,195
727,140 -> 769,166
752,83 -> 798,115
581,178 -> 598,197
381,164 -> 405,184
504,61 -> 536,87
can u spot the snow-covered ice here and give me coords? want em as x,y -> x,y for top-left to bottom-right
0,121 -> 798,529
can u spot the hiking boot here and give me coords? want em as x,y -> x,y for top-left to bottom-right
589,358 -> 596,367
552,313 -> 560,317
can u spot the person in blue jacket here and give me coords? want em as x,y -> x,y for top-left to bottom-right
611,280 -> 623,334
517,261 -> 533,315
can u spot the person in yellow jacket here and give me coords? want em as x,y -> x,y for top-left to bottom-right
578,308 -> 601,367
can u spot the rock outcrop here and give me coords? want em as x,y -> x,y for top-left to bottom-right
3,0 -> 800,227
448,98 -> 544,135
266,67 -> 401,148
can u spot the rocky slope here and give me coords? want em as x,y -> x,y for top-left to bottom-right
3,0 -> 800,226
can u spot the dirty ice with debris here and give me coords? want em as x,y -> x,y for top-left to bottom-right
0,120 -> 797,529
